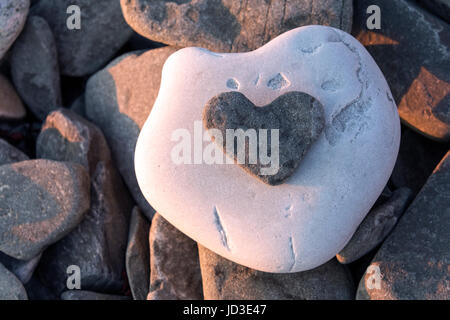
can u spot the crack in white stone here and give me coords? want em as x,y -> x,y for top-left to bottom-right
287,236 -> 296,272
325,33 -> 372,146
213,205 -> 230,251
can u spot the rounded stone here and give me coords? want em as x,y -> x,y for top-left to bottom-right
0,74 -> 26,120
0,0 -> 30,60
135,26 -> 401,273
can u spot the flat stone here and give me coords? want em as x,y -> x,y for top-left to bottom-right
148,213 -> 203,300
204,91 -> 325,185
0,74 -> 26,120
0,159 -> 90,260
0,262 -> 28,300
126,206 -> 150,300
10,15 -> 61,120
121,0 -> 353,52
353,0 -> 450,142
0,251 -> 41,284
85,46 -> 178,219
0,138 -> 28,166
37,109 -> 111,176
60,290 -> 130,300
357,151 -> 450,300
39,160 -> 133,294
135,26 -> 401,272
417,0 -> 450,23
199,244 -> 354,299
32,0 -> 133,76
0,0 -> 29,60
336,187 -> 413,264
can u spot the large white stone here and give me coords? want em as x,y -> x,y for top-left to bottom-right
135,26 -> 400,273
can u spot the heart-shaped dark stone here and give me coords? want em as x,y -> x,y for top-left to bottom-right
203,91 -> 325,185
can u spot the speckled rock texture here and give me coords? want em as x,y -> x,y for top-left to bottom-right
85,46 -> 178,219
0,159 -> 90,260
32,0 -> 134,76
121,0 -> 353,52
204,91 -> 325,185
0,262 -> 28,300
148,213 -> 203,300
0,0 -> 29,60
353,0 -> 450,142
357,152 -> 450,300
10,15 -> 61,120
199,244 -> 354,299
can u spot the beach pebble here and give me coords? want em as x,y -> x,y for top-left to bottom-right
0,138 -> 28,165
126,206 -> 150,300
85,47 -> 178,219
121,0 -> 353,52
10,15 -> 62,120
0,0 -> 29,60
354,0 -> 450,142
357,152 -> 450,300
0,75 -> 26,120
336,187 -> 413,264
135,26 -> 401,272
36,110 -> 133,294
0,262 -> 28,300
148,213 -> 203,300
199,244 -> 354,299
32,0 -> 133,76
0,159 -> 90,260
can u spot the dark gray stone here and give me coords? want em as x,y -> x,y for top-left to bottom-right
0,251 -> 41,284
32,0 -> 133,76
198,245 -> 354,300
0,262 -> 28,300
37,109 -> 111,177
148,213 -> 203,300
126,206 -> 150,300
0,160 -> 90,260
61,290 -> 130,300
38,161 -> 133,295
417,0 -> 450,23
24,275 -> 58,300
85,47 -> 178,219
10,15 -> 61,120
357,151 -> 450,300
121,0 -> 353,52
391,126 -> 448,195
337,187 -> 413,264
353,0 -> 450,142
0,138 -> 28,166
203,91 -> 325,185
